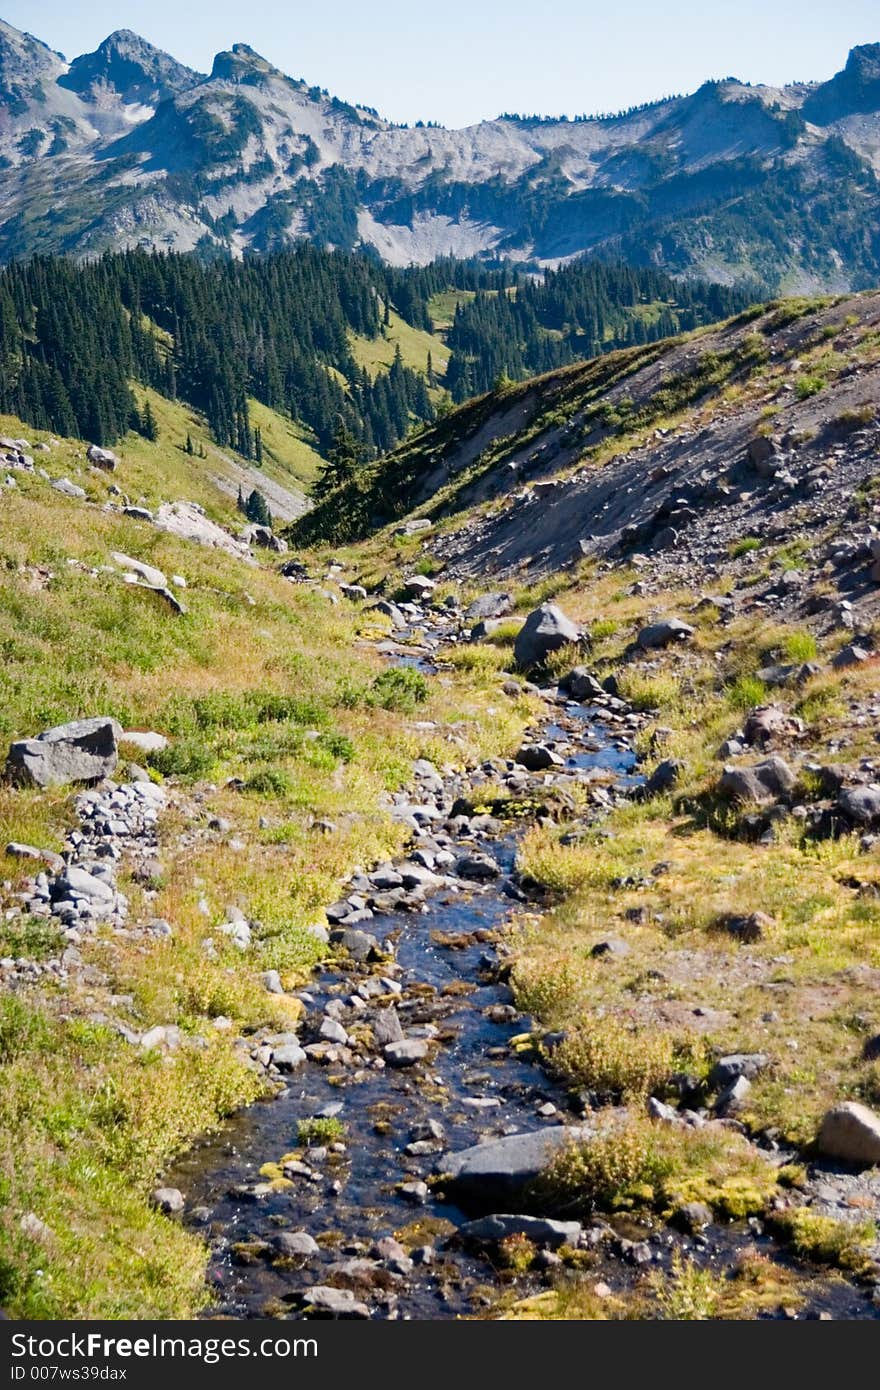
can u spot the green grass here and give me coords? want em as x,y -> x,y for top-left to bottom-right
0,409 -> 532,1317
349,309 -> 450,384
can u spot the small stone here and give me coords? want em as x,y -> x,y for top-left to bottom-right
151,1186 -> 184,1214
384,1039 -> 428,1067
274,1231 -> 320,1259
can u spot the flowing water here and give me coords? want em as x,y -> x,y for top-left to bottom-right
171,646 -> 880,1321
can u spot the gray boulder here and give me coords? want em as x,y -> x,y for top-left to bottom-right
87,444 -> 118,470
6,716 -> 121,788
838,784 -> 880,826
515,743 -> 563,771
384,1039 -> 428,1067
513,604 -> 582,670
817,1102 -> 880,1165
436,1125 -> 590,1205
636,617 -> 695,649
459,1214 -> 582,1249
274,1231 -> 320,1259
719,755 -> 796,804
466,593 -> 512,621
642,758 -> 683,797
112,551 -> 167,589
561,667 -> 606,701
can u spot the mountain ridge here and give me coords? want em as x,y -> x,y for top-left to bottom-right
1,22 -> 879,287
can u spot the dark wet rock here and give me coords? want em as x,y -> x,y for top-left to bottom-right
817,1102 -> 880,1165
642,758 -> 683,797
636,617 -> 694,650
456,853 -> 501,881
459,1214 -> 582,1249
273,1231 -> 320,1259
436,1125 -> 591,1205
384,1039 -> 428,1067
397,1181 -> 429,1204
719,756 -> 797,804
515,743 -> 563,771
513,604 -> 582,670
298,1285 -> 370,1319
6,716 -> 121,788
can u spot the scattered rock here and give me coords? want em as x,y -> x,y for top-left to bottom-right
636,617 -> 694,650
459,1214 -> 582,1249
719,756 -> 797,804
151,1186 -> 184,1214
87,445 -> 118,470
384,1039 -> 428,1067
817,1102 -> 880,1165
513,604 -> 582,670
6,716 -> 121,788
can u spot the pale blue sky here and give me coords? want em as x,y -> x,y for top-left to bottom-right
5,1 -> 877,128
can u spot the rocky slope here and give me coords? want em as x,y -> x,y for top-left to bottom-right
1,20 -> 879,287
298,289 -> 880,628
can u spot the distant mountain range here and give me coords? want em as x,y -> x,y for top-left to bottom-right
1,20 -> 879,289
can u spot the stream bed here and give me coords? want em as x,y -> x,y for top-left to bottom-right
170,637 -> 880,1321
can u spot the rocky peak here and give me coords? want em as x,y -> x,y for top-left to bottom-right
0,18 -> 65,101
58,28 -> 201,107
209,43 -> 280,85
802,42 -> 880,124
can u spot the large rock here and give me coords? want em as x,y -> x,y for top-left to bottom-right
837,784 -> 880,826
458,1214 -> 583,1249
719,755 -> 797,804
636,617 -> 695,649
742,704 -> 802,748
466,592 -> 513,622
817,1102 -> 880,1165
87,444 -> 118,470
6,716 -> 121,788
112,551 -> 167,589
513,604 -> 582,670
436,1125 -> 590,1205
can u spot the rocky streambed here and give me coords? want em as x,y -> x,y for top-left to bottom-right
161,623 -> 877,1321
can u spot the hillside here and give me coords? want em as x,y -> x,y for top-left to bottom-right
4,291 -> 880,1319
2,21 -> 880,288
295,290 -> 880,584
0,246 -> 747,462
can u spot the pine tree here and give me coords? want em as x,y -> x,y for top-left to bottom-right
185,432 -> 194,455
140,398 -> 158,442
237,484 -> 246,513
245,488 -> 272,527
254,426 -> 263,465
313,418 -> 365,500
